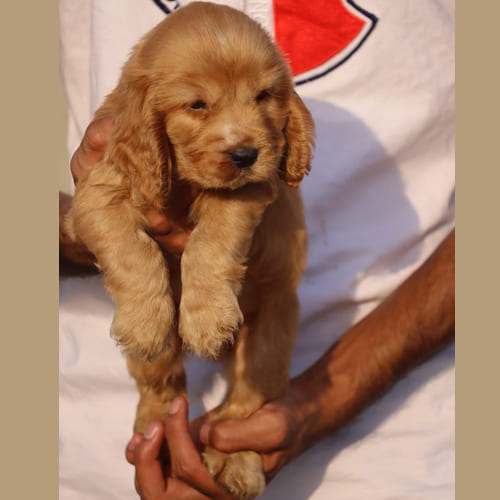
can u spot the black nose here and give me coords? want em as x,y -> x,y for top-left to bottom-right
228,147 -> 259,168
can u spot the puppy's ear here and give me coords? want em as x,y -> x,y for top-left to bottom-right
96,67 -> 172,201
280,92 -> 315,188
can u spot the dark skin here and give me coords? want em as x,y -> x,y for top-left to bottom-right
60,119 -> 455,499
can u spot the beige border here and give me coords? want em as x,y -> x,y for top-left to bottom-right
1,2 -> 64,499
456,0 -> 496,499
2,1 -> 468,499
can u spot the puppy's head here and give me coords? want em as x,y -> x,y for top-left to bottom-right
111,2 -> 314,192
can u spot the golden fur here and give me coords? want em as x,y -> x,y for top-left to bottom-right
65,3 -> 314,498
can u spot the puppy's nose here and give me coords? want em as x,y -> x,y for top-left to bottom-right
228,147 -> 259,169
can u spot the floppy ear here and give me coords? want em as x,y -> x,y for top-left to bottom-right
95,66 -> 172,205
280,91 -> 315,188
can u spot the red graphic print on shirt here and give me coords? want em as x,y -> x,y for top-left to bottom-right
273,0 -> 377,84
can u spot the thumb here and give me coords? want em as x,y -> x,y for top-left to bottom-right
71,118 -> 113,183
80,117 -> 114,160
200,407 -> 289,454
164,397 -> 208,475
165,397 -> 230,497
134,421 -> 166,496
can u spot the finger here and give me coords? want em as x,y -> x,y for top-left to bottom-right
134,421 -> 167,497
125,432 -> 143,465
189,412 -> 214,452
70,118 -> 113,183
165,397 -> 231,498
200,406 -> 291,454
261,450 -> 289,481
146,210 -> 175,235
162,478 -> 212,500
155,230 -> 191,257
80,117 -> 114,159
145,211 -> 192,257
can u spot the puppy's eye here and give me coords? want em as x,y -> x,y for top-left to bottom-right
256,90 -> 270,103
190,100 -> 207,110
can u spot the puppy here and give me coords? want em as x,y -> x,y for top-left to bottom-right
65,2 -> 314,498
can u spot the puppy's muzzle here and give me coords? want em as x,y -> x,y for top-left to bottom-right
227,147 -> 259,169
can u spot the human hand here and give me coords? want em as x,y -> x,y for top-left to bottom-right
126,397 -> 236,499
197,391 -> 307,483
59,119 -> 117,270
126,388 -> 309,499
62,118 -> 191,259
69,117 -> 114,185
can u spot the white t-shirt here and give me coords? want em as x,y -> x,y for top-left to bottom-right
59,1 -> 455,499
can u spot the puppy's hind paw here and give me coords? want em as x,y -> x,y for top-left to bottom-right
202,447 -> 227,479
203,449 -> 265,500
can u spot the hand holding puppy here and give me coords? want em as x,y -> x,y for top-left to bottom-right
126,396 -> 306,500
127,397 -> 236,500
59,118 -> 192,267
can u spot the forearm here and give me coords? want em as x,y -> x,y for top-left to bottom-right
292,229 -> 455,452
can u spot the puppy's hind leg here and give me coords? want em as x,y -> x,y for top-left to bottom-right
68,164 -> 175,362
126,339 -> 186,433
203,289 -> 300,500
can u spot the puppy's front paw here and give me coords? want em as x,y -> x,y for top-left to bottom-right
111,295 -> 175,362
178,285 -> 243,359
203,448 -> 265,500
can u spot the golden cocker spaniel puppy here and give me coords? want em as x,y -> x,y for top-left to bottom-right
65,2 -> 314,498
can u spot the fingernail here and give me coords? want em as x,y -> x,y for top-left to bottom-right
168,397 -> 182,415
200,423 -> 210,444
144,422 -> 159,440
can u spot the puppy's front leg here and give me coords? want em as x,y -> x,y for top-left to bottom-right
178,184 -> 275,359
66,164 -> 175,362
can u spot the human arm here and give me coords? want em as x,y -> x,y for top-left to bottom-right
200,229 -> 455,480
127,229 -> 454,496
